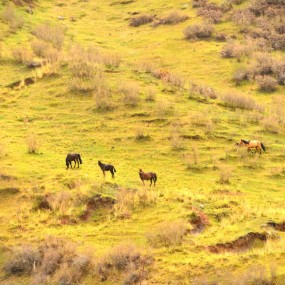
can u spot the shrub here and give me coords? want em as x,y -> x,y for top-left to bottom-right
183,147 -> 200,169
102,53 -> 121,68
256,75 -> 278,91
156,101 -> 173,118
95,243 -> 152,283
33,23 -> 65,50
12,47 -> 33,64
198,5 -> 224,24
146,220 -> 187,247
189,83 -> 217,100
108,243 -> 140,271
262,116 -> 280,134
129,15 -> 154,27
167,73 -> 185,89
171,132 -> 184,151
31,40 -> 61,63
233,68 -> 248,84
218,166 -> 232,184
220,93 -> 263,111
2,3 -> 24,31
184,23 -> 214,40
158,12 -> 189,25
113,188 -> 135,219
221,42 -> 244,58
215,32 -> 227,41
120,82 -> 140,107
93,84 -> 113,111
135,127 -> 150,141
4,245 -> 42,275
272,59 -> 285,84
145,87 -> 156,102
26,134 -> 40,154
249,52 -> 275,77
192,0 -> 208,8
232,9 -> 255,27
47,191 -> 73,216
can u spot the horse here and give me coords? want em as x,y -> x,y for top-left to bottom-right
98,161 -> 116,178
139,169 -> 157,186
66,153 -> 82,169
236,139 -> 266,154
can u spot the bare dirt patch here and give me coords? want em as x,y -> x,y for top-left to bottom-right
207,232 -> 267,253
79,194 -> 115,221
267,221 -> 285,232
188,207 -> 209,234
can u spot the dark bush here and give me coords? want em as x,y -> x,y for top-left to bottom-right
215,32 -> 227,41
184,23 -> 214,40
33,23 -> 65,50
192,0 -> 208,8
256,75 -> 278,91
221,42 -> 244,58
233,68 -> 248,84
4,246 -> 42,275
198,3 -> 224,24
129,15 -> 154,27
158,12 -> 189,25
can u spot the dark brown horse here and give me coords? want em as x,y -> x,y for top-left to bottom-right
236,139 -> 266,154
66,153 -> 82,169
98,161 -> 116,178
139,169 -> 157,186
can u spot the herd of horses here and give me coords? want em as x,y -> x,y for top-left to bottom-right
65,139 -> 266,186
65,153 -> 158,186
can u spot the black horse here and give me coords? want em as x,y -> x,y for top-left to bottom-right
66,153 -> 82,169
98,161 -> 116,178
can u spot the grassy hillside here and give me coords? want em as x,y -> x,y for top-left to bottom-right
0,0 -> 285,284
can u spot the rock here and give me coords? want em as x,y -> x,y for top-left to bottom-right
57,16 -> 65,20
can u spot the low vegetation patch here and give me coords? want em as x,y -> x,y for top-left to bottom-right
129,14 -> 155,27
220,93 -> 263,111
95,243 -> 153,283
184,23 -> 214,40
146,220 -> 187,247
4,237 -> 91,285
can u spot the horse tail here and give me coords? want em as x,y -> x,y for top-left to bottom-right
154,173 -> 157,182
114,167 -> 116,173
78,154 -> 82,164
261,143 -> 266,152
66,157 -> 69,167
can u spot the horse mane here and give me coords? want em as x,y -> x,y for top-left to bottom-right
241,139 -> 250,144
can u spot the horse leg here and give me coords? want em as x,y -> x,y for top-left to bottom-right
150,179 -> 152,186
111,170 -> 114,179
77,158 -> 80,168
102,170 -> 105,177
142,179 -> 145,186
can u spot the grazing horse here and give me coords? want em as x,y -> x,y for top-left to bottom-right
139,169 -> 157,186
66,153 -> 82,169
98,161 -> 116,178
236,139 -> 266,154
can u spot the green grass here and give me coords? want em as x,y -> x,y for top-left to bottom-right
0,0 -> 285,284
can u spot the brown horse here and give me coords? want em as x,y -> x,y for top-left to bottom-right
236,139 -> 266,154
66,153 -> 82,169
98,161 -> 116,178
139,169 -> 157,186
